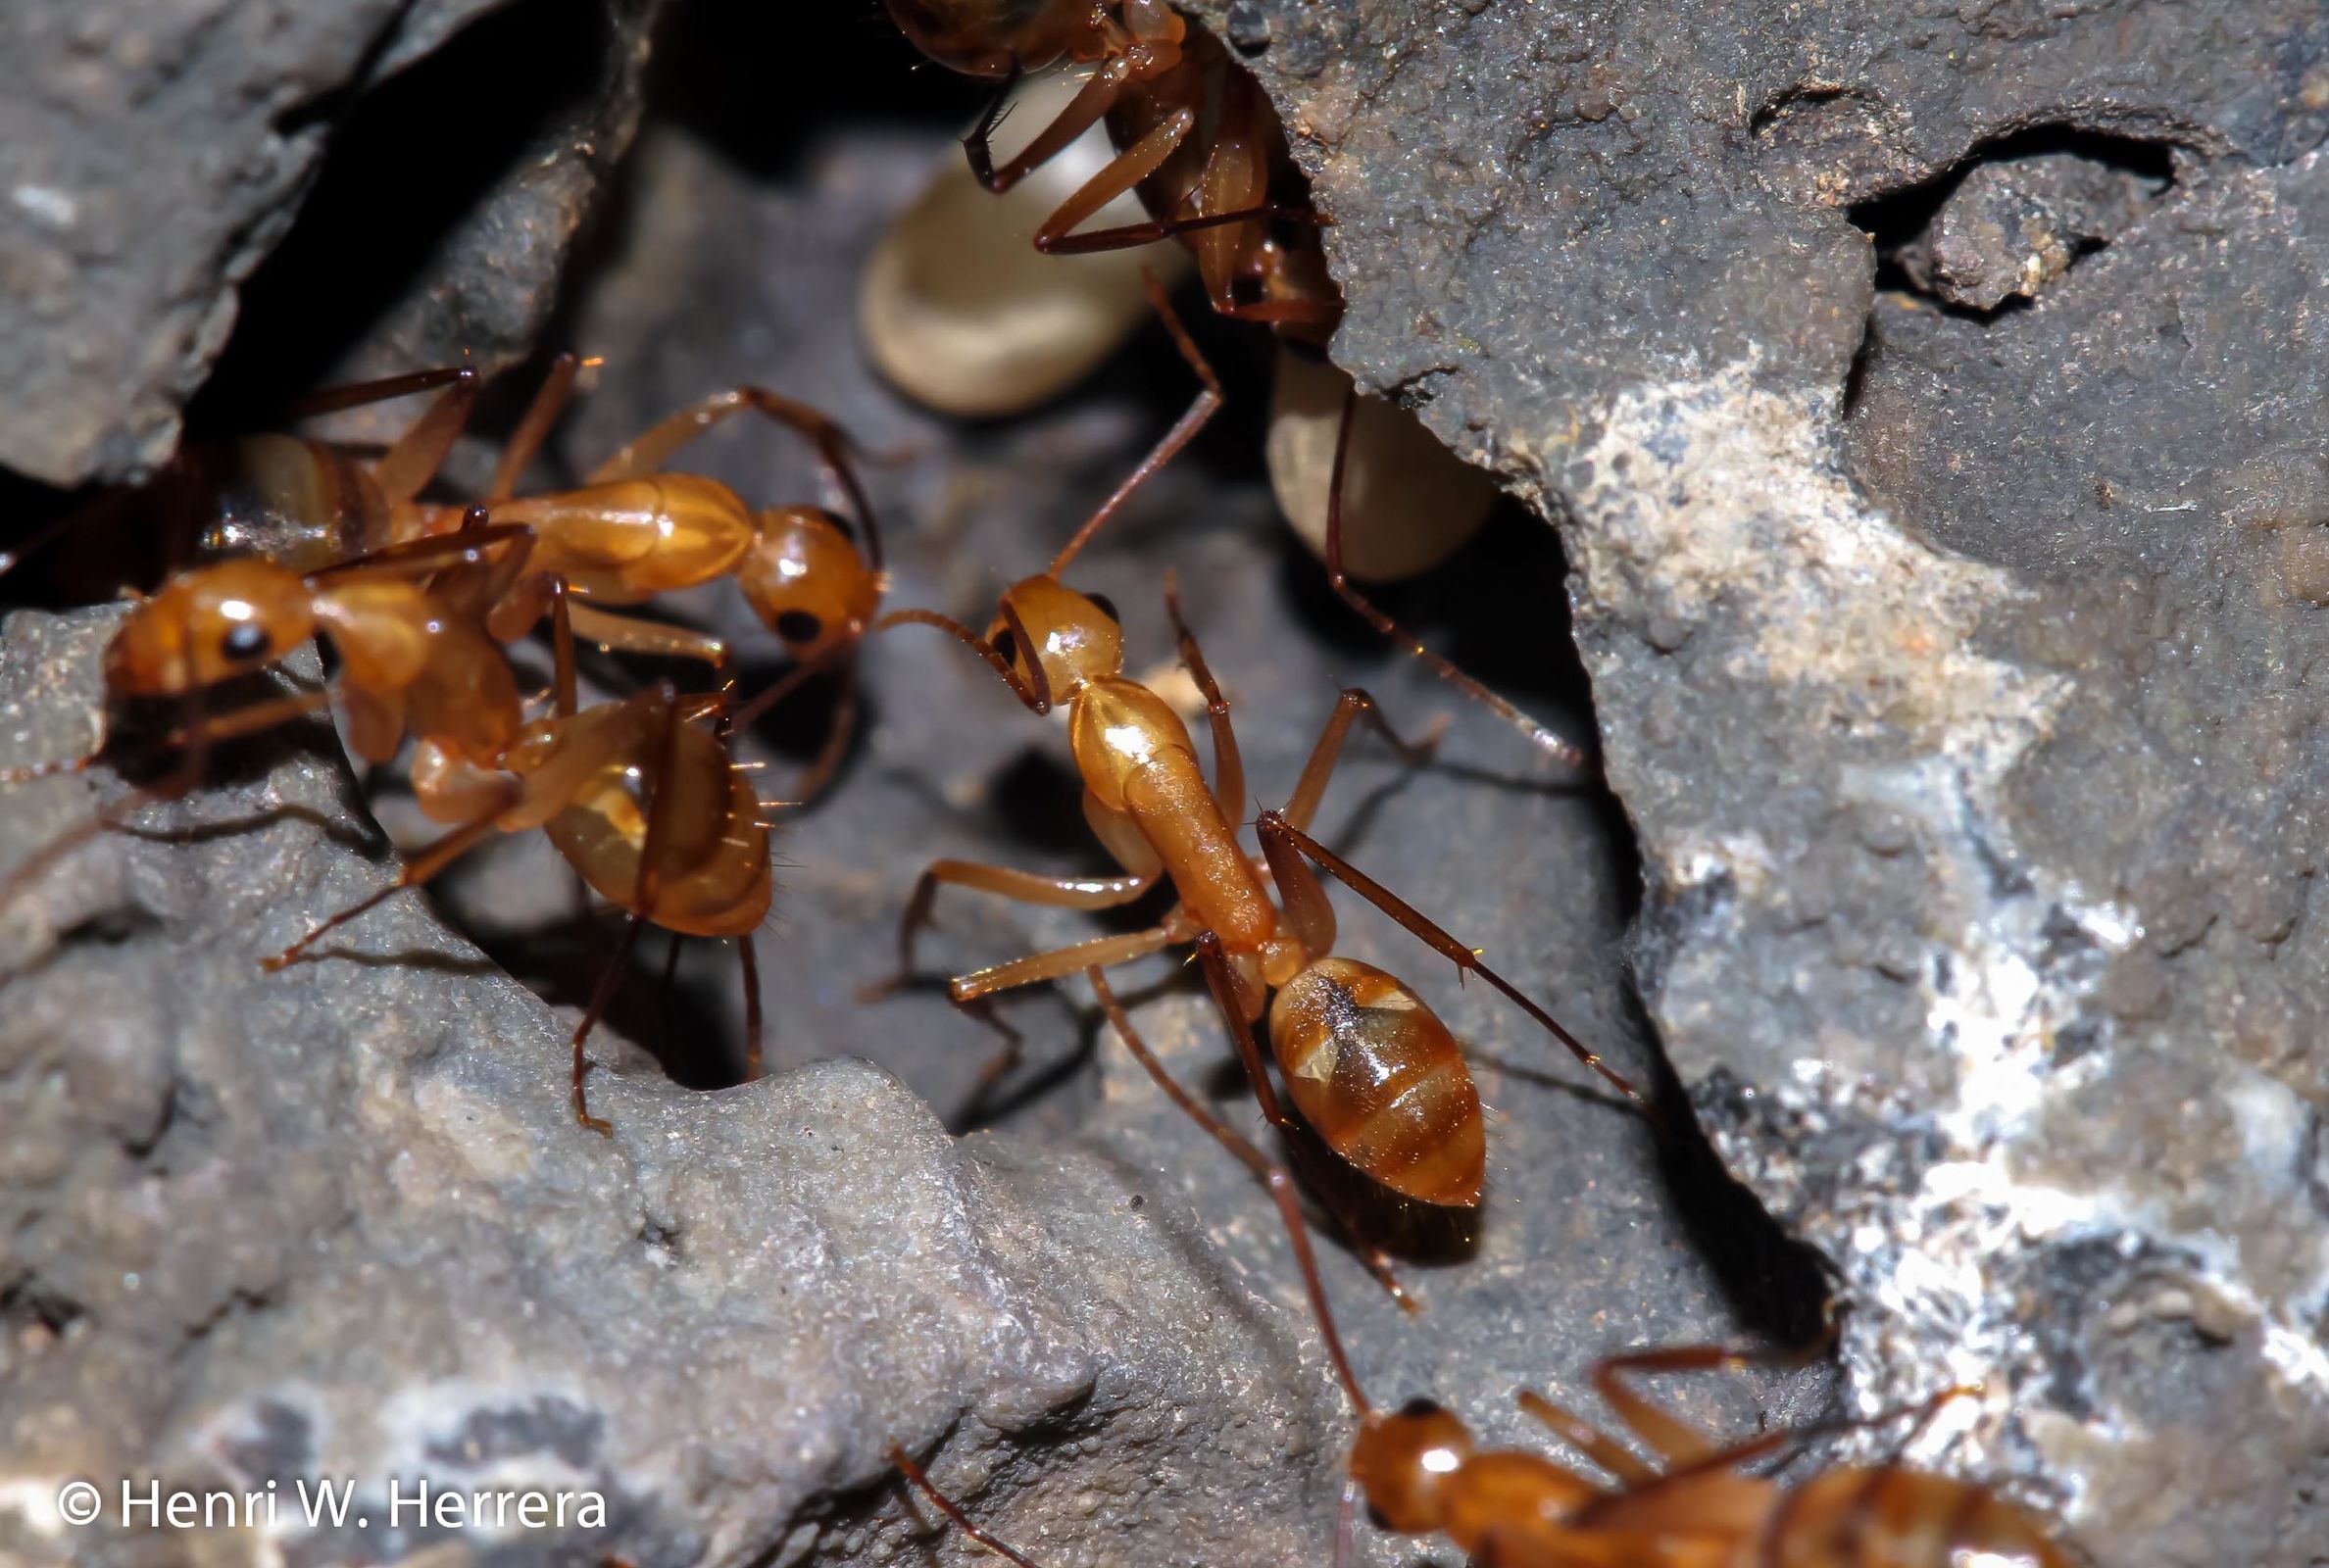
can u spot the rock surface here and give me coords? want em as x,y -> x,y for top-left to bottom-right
0,608 -> 1340,1568
0,44 -> 1809,1568
0,0 -> 660,489
1199,0 -> 2329,1561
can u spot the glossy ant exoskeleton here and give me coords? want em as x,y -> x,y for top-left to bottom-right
0,520 -> 775,1134
778,283 -> 1645,1302
885,0 -> 1342,341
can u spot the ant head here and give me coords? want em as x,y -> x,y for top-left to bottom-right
1350,1398 -> 1474,1535
738,507 -> 881,662
882,0 -> 1088,75
105,559 -> 315,697
990,574 -> 1121,700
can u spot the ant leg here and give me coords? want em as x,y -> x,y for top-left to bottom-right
1585,1345 -> 1762,1469
0,685 -> 331,927
585,387 -> 878,568
1030,109 -> 1318,257
571,910 -> 648,1137
486,353 -> 581,502
1160,573 -> 1245,819
312,521 -> 539,583
570,685 -> 690,1134
873,608 -> 1051,710
369,369 -> 486,507
737,936 -> 764,1082
1804,1383 -> 1985,1568
652,928 -> 684,1061
1255,812 -> 1650,1110
1046,276 -> 1224,575
281,366 -> 475,420
883,857 -> 1162,989
886,1442 -> 1044,1568
939,921 -> 1182,1003
262,791 -> 516,972
546,574 -> 581,719
565,602 -> 730,667
1191,932 -> 1418,1314
1515,1391 -> 1660,1486
1321,388 -> 1589,769
966,61 -> 1121,194
1089,965 -> 1373,1413
778,662 -> 859,810
1284,687 -> 1447,834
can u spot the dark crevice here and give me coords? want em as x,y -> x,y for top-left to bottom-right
1748,83 -> 1869,140
196,0 -> 620,426
1847,126 -> 2177,327
1,1276 -> 88,1339
1838,313 -> 1878,421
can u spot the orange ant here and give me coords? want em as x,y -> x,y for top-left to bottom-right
28,355 -> 884,799
387,354 -> 886,803
885,0 -> 1342,340
1339,1348 -> 2072,1567
0,516 -> 531,899
1085,969 -> 2069,1567
0,521 -> 773,1135
757,284 -> 1642,1299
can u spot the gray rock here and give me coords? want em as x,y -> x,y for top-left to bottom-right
1199,0 -> 2329,1559
0,0 -> 660,489
0,105 -> 1807,1568
1893,149 -> 2169,313
0,607 -> 1341,1568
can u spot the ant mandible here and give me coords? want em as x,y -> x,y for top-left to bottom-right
885,0 -> 1342,340
809,282 -> 1646,1301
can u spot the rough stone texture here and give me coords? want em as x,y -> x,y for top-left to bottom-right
0,0 -> 660,489
1892,148 -> 2169,313
1197,0 -> 2329,1561
0,79 -> 1812,1568
0,609 -> 1339,1568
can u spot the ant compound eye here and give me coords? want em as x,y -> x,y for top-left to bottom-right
220,622 -> 271,662
1086,592 -> 1119,625
991,627 -> 1019,669
774,609 -> 823,647
1398,1397 -> 1447,1420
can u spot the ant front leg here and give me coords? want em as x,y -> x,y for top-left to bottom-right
966,61 -> 1122,195
0,687 -> 332,931
486,353 -> 582,503
262,782 -> 520,974
1283,686 -> 1447,834
1161,572 -> 1245,818
1254,811 -> 1651,1113
563,601 -> 731,671
874,857 -> 1167,995
277,365 -> 482,513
